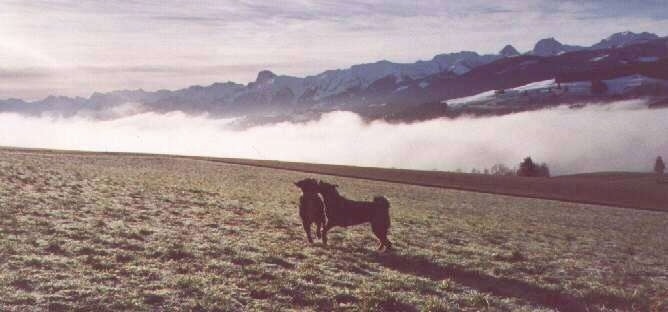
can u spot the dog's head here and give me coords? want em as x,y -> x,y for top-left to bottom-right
317,180 -> 339,195
294,178 -> 319,193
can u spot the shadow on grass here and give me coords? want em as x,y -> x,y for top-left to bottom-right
372,252 -> 640,312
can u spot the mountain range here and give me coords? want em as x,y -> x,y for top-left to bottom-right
1,31 -> 667,123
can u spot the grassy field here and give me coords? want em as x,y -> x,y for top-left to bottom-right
6,148 -> 667,211
1,149 -> 667,311
198,158 -> 668,211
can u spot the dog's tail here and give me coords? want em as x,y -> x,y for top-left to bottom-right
373,196 -> 391,229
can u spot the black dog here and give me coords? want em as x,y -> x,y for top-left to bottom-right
294,178 -> 325,243
317,180 -> 392,250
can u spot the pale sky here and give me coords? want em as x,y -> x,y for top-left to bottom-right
1,0 -> 667,100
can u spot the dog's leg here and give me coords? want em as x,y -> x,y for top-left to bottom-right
371,223 -> 392,251
380,227 -> 393,251
383,237 -> 393,251
321,223 -> 333,246
372,226 -> 385,251
302,221 -> 313,244
315,222 -> 322,239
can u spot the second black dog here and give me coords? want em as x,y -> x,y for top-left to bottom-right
317,180 -> 392,250
294,178 -> 325,243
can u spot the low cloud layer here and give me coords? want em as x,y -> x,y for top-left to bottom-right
1,100 -> 666,175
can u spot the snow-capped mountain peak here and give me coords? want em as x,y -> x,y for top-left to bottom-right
499,45 -> 520,57
591,31 -> 659,50
532,37 -> 585,56
533,38 -> 565,56
255,70 -> 277,84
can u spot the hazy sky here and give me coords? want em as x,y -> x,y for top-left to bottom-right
2,0 -> 667,100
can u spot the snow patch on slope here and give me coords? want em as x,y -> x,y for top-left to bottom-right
590,55 -> 609,62
444,75 -> 668,107
446,90 -> 497,106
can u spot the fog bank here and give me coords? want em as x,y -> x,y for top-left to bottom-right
1,100 -> 666,175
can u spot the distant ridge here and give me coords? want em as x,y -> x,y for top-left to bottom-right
1,31 -> 666,122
